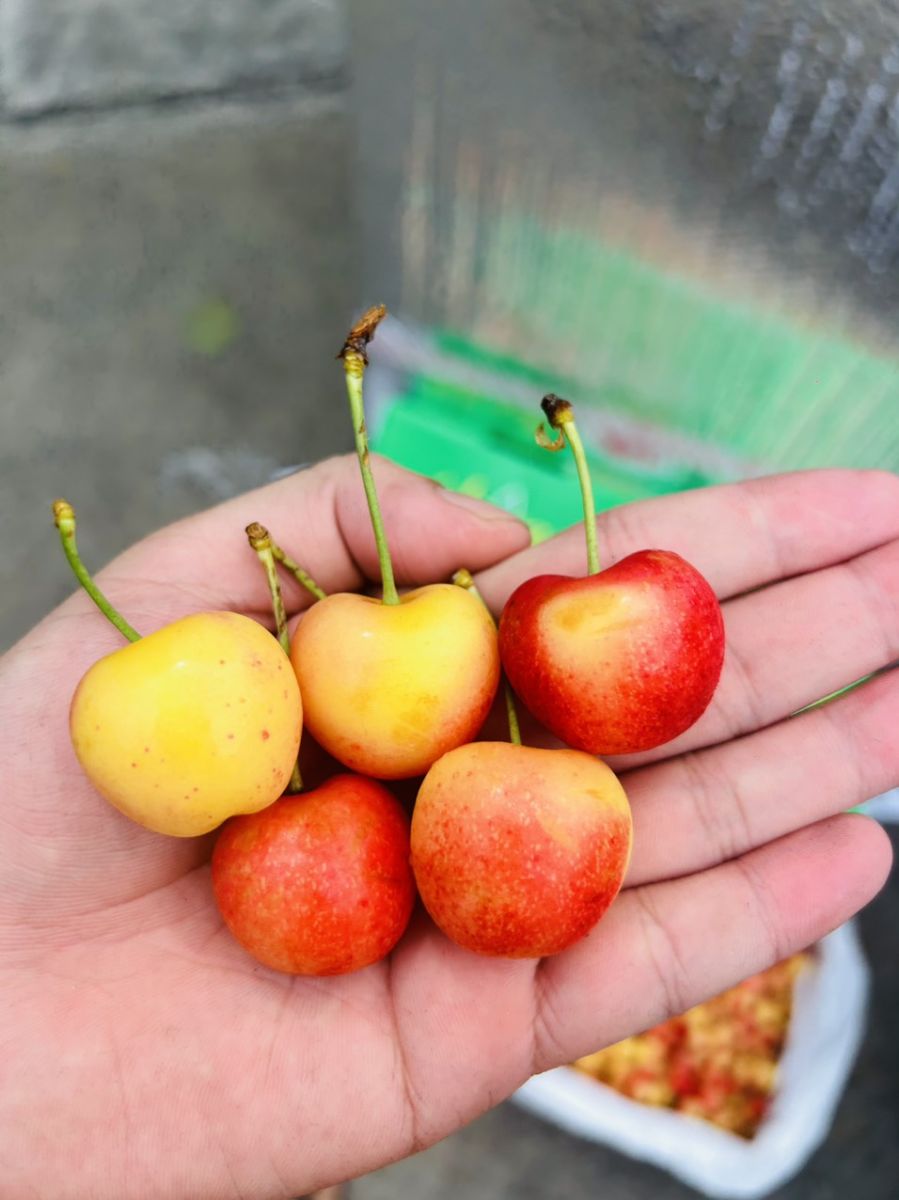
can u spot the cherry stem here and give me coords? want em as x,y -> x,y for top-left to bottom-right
797,669 -> 884,713
538,394 -> 600,575
502,677 -> 523,747
338,305 -> 399,606
452,568 -> 522,746
246,524 -> 291,654
246,523 -> 303,794
52,500 -> 141,643
270,544 -> 327,602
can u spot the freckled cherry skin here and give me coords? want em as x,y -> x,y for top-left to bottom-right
70,612 -> 302,837
291,584 -> 500,780
212,774 -> 415,975
410,742 -> 632,958
499,551 -> 725,756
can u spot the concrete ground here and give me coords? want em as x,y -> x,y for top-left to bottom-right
0,93 -> 354,651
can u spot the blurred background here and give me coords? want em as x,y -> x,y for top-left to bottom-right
1,1 -> 897,1196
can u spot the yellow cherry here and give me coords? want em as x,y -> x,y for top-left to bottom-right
71,611 -> 302,837
291,583 -> 498,779
54,501 -> 302,838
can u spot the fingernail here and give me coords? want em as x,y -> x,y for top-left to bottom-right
440,488 -> 527,525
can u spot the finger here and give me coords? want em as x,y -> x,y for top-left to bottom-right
624,670 -> 899,886
51,454 -> 529,646
532,813 -> 891,1070
610,534 -> 899,769
2,457 -> 527,909
476,468 -> 899,608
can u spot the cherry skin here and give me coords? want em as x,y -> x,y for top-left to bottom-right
212,774 -> 415,975
71,611 -> 303,836
291,583 -> 499,779
499,549 -> 725,756
410,742 -> 632,958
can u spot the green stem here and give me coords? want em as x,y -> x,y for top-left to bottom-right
52,500 -> 141,642
566,421 -> 600,576
452,569 -> 522,746
795,669 -> 883,714
270,544 -> 327,602
502,680 -> 522,747
246,524 -> 290,655
539,394 -> 600,575
286,757 -> 304,798
339,306 -> 399,605
343,360 -> 399,605
246,523 -> 303,793
287,755 -> 304,796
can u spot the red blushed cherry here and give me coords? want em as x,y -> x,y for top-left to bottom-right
498,394 -> 725,757
499,549 -> 725,756
212,774 -> 415,976
411,741 -> 632,958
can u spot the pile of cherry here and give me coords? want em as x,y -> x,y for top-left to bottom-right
56,307 -> 725,976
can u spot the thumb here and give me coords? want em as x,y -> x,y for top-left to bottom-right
42,454 -> 530,649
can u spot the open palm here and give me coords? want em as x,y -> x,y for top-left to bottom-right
1,457 -> 896,1200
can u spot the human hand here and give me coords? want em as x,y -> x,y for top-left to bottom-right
0,459 -> 896,1199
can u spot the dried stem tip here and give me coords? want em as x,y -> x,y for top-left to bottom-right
53,498 -> 75,528
541,393 -> 574,429
452,568 -> 475,590
245,522 -> 272,553
337,304 -> 387,364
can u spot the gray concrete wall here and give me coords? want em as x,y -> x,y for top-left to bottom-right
0,0 -> 353,650
2,0 -> 345,116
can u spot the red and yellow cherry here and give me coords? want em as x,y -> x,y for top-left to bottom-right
499,397 -> 725,756
212,774 -> 415,975
290,306 -> 500,779
500,550 -> 724,756
56,502 -> 302,837
292,585 -> 498,779
410,741 -> 632,958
